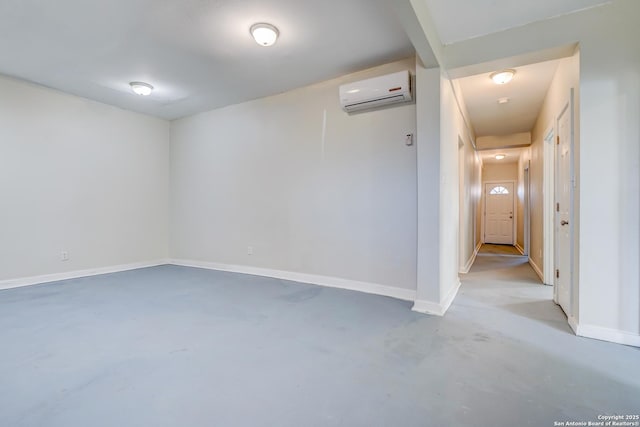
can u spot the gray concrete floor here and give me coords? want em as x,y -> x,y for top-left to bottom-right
479,243 -> 523,256
0,258 -> 638,426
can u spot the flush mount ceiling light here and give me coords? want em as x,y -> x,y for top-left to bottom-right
490,69 -> 516,85
250,23 -> 279,46
129,82 -> 154,96
497,97 -> 510,104
495,154 -> 506,160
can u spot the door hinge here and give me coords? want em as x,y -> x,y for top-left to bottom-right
556,269 -> 560,279
556,203 -> 559,212
556,136 -> 560,145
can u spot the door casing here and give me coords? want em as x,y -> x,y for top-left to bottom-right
554,91 -> 575,317
481,180 -> 517,245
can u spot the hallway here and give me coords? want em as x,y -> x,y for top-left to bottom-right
451,247 -> 640,421
463,245 -> 557,330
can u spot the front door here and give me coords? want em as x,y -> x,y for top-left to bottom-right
555,102 -> 573,315
484,182 -> 514,245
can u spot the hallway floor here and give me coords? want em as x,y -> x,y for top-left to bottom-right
0,262 -> 638,426
478,243 -> 523,256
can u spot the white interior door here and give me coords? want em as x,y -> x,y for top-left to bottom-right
555,104 -> 572,315
484,182 -> 514,245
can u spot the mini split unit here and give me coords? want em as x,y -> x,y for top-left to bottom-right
339,70 -> 413,113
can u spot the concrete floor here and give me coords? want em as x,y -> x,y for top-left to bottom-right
479,243 -> 523,256
1,258 -> 638,426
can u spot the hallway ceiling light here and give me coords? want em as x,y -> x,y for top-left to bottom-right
490,69 -> 516,85
250,23 -> 279,46
495,154 -> 506,160
497,97 -> 509,104
129,82 -> 154,96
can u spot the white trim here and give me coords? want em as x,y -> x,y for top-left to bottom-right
169,259 -> 417,302
576,324 -> 640,348
523,161 -> 531,256
554,93 -> 576,317
543,125 -> 555,286
568,315 -> 579,334
440,278 -> 461,313
0,259 -> 170,291
411,299 -> 444,316
528,257 -> 544,282
514,243 -> 525,255
459,241 -> 481,274
411,279 -> 461,316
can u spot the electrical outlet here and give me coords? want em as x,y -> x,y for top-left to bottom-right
247,246 -> 253,255
61,251 -> 69,261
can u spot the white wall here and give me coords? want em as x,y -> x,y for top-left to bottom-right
576,1 -> 639,341
170,58 -> 417,291
415,63 -> 442,304
449,81 -> 480,273
458,139 -> 481,272
528,0 -> 640,343
0,76 -> 170,281
482,162 -> 518,182
530,51 -> 580,296
516,148 -> 531,253
439,76 -> 471,296
414,62 -> 471,313
476,132 -> 531,150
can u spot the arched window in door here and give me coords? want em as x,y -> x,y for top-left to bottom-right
489,185 -> 510,195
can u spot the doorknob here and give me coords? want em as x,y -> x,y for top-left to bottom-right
561,220 -> 569,226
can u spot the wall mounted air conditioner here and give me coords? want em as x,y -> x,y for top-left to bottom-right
339,70 -> 413,113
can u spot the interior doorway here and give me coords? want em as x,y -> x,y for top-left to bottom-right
483,181 -> 515,245
451,49 -> 580,334
523,163 -> 530,257
552,92 -> 575,318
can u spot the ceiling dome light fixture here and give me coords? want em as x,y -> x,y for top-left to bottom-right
130,81 -> 154,96
250,23 -> 279,46
495,154 -> 506,160
490,69 -> 516,85
497,97 -> 510,104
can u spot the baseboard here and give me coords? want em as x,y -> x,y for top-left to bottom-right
1,257 -> 417,304
528,258 -> 544,282
568,315 -> 579,334
412,278 -> 461,316
411,299 -> 444,316
441,278 -> 462,313
514,243 -> 525,255
169,259 -> 417,302
0,259 -> 170,291
459,242 -> 482,274
576,323 -> 640,348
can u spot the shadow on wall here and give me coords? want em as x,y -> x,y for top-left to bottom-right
616,71 -> 640,334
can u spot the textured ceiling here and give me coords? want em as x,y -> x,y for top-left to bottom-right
424,0 -> 611,45
456,59 -> 560,137
0,0 -> 414,119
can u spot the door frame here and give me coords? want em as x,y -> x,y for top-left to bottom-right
543,126 -> 555,286
523,161 -> 531,256
481,180 -> 517,245
553,90 -> 576,316
458,136 -> 465,272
